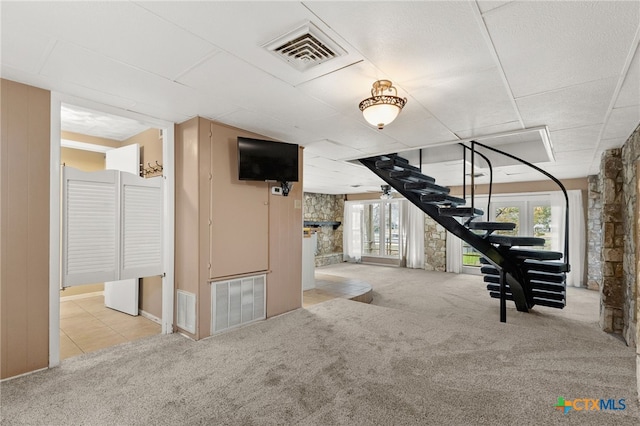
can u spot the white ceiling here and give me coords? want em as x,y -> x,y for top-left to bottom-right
2,1 -> 639,194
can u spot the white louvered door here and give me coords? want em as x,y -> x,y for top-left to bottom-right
62,168 -> 119,286
62,157 -> 163,316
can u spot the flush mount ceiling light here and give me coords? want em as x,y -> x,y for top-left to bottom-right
359,80 -> 407,130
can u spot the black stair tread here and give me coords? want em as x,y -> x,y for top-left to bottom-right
486,284 -> 565,301
483,275 -> 500,284
388,169 -> 436,183
378,154 -> 409,164
505,249 -> 563,261
530,280 -> 566,293
527,271 -> 566,283
480,266 -> 499,275
523,260 -> 570,273
532,298 -> 566,309
487,235 -> 546,247
488,292 -> 565,309
438,207 -> 484,217
467,221 -> 516,231
420,193 -> 466,206
375,158 -> 421,172
404,181 -> 450,194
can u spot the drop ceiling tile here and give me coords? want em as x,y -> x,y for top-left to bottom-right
516,78 -> 618,132
303,140 -> 363,161
380,114 -> 458,148
215,108 -> 317,145
306,1 -> 496,82
484,1 -> 640,97
61,104 -> 151,141
40,42 -> 201,116
553,149 -> 597,163
550,125 -> 602,153
615,43 -> 640,109
455,121 -> 523,139
3,1 -> 218,80
177,52 -> 338,126
602,105 -> 640,140
477,1 -> 514,14
0,24 -> 55,74
410,67 -> 520,133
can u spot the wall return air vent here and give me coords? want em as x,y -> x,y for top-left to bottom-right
264,22 -> 346,72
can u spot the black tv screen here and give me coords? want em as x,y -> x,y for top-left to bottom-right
237,137 -> 299,182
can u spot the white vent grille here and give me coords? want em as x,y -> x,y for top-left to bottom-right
177,290 -> 196,334
211,275 -> 266,334
264,22 -> 345,72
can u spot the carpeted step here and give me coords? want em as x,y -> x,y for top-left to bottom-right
403,181 -> 450,194
438,207 -> 484,217
505,249 -> 563,261
389,169 -> 436,183
467,221 -> 516,232
420,193 -> 466,206
487,235 -> 546,247
523,259 -> 570,273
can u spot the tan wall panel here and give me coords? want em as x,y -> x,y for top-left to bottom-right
61,147 -> 105,171
174,118 -> 200,338
1,79 -> 50,379
266,148 -> 304,317
209,123 -> 269,280
60,283 -> 104,297
61,130 -> 120,148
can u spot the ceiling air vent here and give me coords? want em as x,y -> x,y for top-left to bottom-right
264,22 -> 346,72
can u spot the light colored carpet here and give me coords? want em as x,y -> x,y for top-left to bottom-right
1,264 -> 637,425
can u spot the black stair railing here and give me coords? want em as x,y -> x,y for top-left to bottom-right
359,139 -> 571,322
462,140 -> 570,269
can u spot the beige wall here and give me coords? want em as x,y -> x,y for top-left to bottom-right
175,118 -> 302,339
1,79 -> 51,379
61,130 -> 120,149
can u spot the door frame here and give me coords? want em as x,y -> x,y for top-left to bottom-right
49,92 -> 175,368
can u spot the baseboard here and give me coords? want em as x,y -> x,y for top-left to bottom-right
0,367 -> 48,383
139,309 -> 161,324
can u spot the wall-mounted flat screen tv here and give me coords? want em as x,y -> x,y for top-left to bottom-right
237,137 -> 299,182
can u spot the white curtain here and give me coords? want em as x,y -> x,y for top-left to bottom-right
400,200 -> 425,269
446,229 -> 462,273
343,201 -> 363,263
550,190 -> 585,287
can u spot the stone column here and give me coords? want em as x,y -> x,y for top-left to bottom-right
587,175 -> 602,290
599,148 -> 624,334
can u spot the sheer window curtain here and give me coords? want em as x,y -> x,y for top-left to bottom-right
446,229 -> 462,273
400,200 -> 425,269
343,201 -> 363,263
550,190 -> 585,287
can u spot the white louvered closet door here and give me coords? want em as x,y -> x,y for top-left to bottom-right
120,173 -> 163,280
62,168 -> 119,287
62,167 -> 164,297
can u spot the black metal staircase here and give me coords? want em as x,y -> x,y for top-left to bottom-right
359,142 -> 570,322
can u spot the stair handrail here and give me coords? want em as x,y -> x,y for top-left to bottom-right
459,142 -> 494,225
463,140 -> 570,267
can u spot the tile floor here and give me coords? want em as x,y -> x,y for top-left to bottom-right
60,295 -> 160,360
302,273 -> 372,308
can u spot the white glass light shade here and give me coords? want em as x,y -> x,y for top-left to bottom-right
362,103 -> 401,130
358,80 -> 407,130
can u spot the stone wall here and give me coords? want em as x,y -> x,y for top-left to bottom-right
621,124 -> 640,346
598,148 -> 625,335
303,193 -> 344,267
424,216 -> 446,272
587,175 -> 603,291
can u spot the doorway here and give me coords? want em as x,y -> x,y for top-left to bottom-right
49,94 -> 175,367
